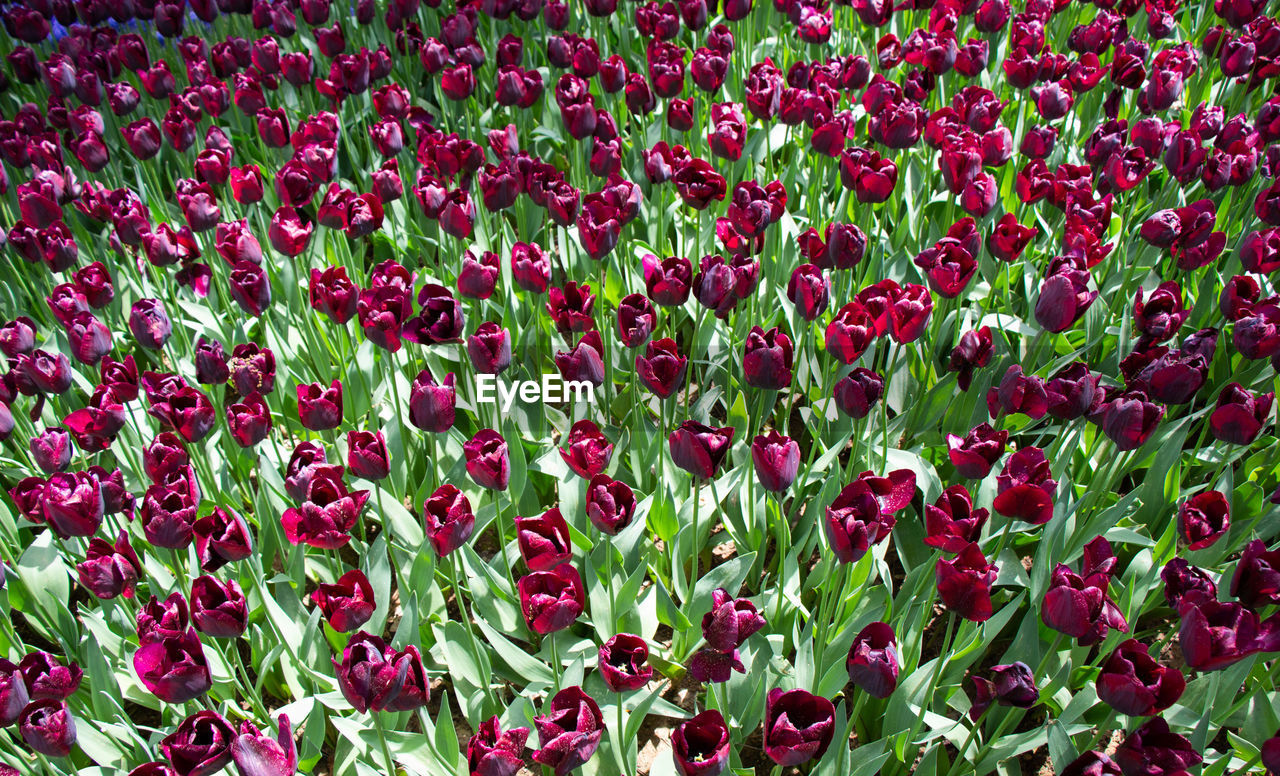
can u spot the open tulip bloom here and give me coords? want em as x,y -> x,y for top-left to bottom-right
4,1 -> 1280,775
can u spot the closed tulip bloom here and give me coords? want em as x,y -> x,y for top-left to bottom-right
743,327 -> 793,389
231,714 -> 296,776
297,380 -> 343,431
191,575 -> 248,638
512,242 -> 551,293
1042,543 -> 1128,646
346,430 -> 389,480
1096,639 -> 1185,717
832,368 -> 884,419
532,686 -> 603,776
787,264 -> 830,321
77,530 -> 143,600
193,507 -> 254,572
312,569 -> 376,633
936,542 -> 997,621
993,447 -> 1057,524
20,700 -> 76,758
672,709 -> 730,776
585,475 -> 636,535
129,299 -> 172,350
457,250 -> 500,300
636,339 -> 688,399
969,662 -> 1037,721
229,261 -> 272,317
42,471 -> 104,538
668,421 -> 734,479
518,564 -> 586,634
0,659 -> 27,727
134,627 -> 212,704
30,427 -> 73,474
986,365 -> 1049,420
1044,362 -> 1101,420
1099,391 -> 1164,451
824,482 -> 894,563
465,429 -> 510,490
1230,539 -> 1280,609
423,484 -> 475,558
467,716 -> 529,776
1178,490 -> 1230,550
1209,383 -> 1273,445
409,369 -> 456,433
226,392 -> 271,448
642,255 -> 693,307
1113,717 -> 1202,776
598,633 -> 653,692
309,267 -> 359,325
924,485 -> 989,553
404,284 -> 466,345
516,508 -> 573,571
1178,598 -> 1266,671
751,431 -> 799,492
762,688 -> 835,766
162,710 -> 234,776
559,420 -> 613,479
1034,255 -> 1096,333
617,294 -> 656,348
846,621 -> 900,698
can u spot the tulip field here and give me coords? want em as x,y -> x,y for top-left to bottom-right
4,0 -> 1280,773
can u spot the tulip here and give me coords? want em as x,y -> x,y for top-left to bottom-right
846,622 -> 900,698
77,530 -> 143,600
643,255 -> 693,306
968,662 -> 1037,721
557,420 -> 613,479
512,242 -> 551,293
346,431 -> 390,481
762,688 -> 835,766
1177,490 -> 1230,550
404,284 -> 466,345
312,569 -> 376,633
924,485 -> 989,553
18,653 -> 81,703
227,392 -> 271,448
231,714 -> 296,776
30,427 -> 73,474
616,294 -> 656,348
464,429 -> 510,491
947,327 -> 993,391
409,369 -> 456,433
1230,539 -> 1280,609
0,659 -> 27,727
467,716 -> 529,776
281,471 -> 368,550
636,339 -> 688,399
532,686 -> 603,776
936,542 -> 998,621
1035,255 -> 1097,333
700,588 -> 765,652
1113,717 -> 1202,776
1042,539 -> 1128,645
194,507 -> 254,572
584,474 -> 637,536
309,267 -> 359,325
672,709 -> 730,776
228,345 -> 276,397
518,564 -> 586,634
1179,598 -> 1267,671
19,700 -> 76,758
993,447 -> 1057,524
743,326 -> 793,389
423,484 -> 475,558
297,380 -> 343,431
1133,282 -> 1189,345
1097,639 -> 1185,717
668,421 -> 734,479
191,576 -> 248,638
1209,383 -> 1273,445
1058,751 -> 1122,776
824,481 -> 895,563
598,633 -> 653,692
986,365 -> 1048,420
333,632 -> 429,713
751,431 -> 799,492
134,627 -> 212,704
161,710 -> 235,776
833,368 -> 884,419
516,508 -> 573,571
457,251 -> 500,300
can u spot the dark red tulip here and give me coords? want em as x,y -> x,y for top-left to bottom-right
1231,539 -> 1280,609
947,327 -> 993,391
281,469 -> 368,550
751,431 -> 799,493
700,588 -> 765,653
532,685 -> 603,776
1045,362 -> 1102,420
1097,639 -> 1185,717
598,633 -> 652,692
423,483 -> 475,558
297,380 -> 343,431
519,564 -> 586,635
226,392 -> 271,448
846,621 -> 899,698
193,507 -> 253,572
636,339 -> 688,399
762,688 -> 835,767
668,421 -> 734,479
993,447 -> 1056,524
190,575 -> 247,639
312,569 -> 375,633
1179,490 -> 1231,550
134,627 -> 212,704
825,302 -> 876,365
743,326 -> 793,389
1161,558 -> 1217,612
465,429 -> 510,491
969,662 -> 1037,721
76,530 -> 142,600
1098,390 -> 1164,451
832,368 -> 884,419
42,470 -> 104,538
824,481 -> 894,563
642,254 -> 693,307
986,365 -> 1049,420
467,322 -> 513,376
346,430 -> 389,480
559,420 -> 613,479
333,632 -> 429,713
408,369 -> 456,434
1042,537 -> 1128,645
467,716 -> 529,776
1209,383 -> 1273,445
1178,597 -> 1267,671
615,294 -> 655,348
516,507 -> 573,571
230,714 -> 296,776
671,709 -> 730,776
20,699 -> 76,758
309,266 -> 359,325
457,250 -> 500,300
18,652 -> 81,703
1035,254 -> 1097,333
585,474 -> 636,535
1113,717 -> 1202,776
925,485 -> 989,553
0,658 -> 26,727
936,542 -> 997,621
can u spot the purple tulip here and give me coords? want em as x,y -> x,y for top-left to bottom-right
672,709 -> 731,776
231,714 -> 296,776
598,633 -> 653,692
161,710 -> 234,776
762,688 -> 835,766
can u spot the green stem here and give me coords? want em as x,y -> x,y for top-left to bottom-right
372,711 -> 398,776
